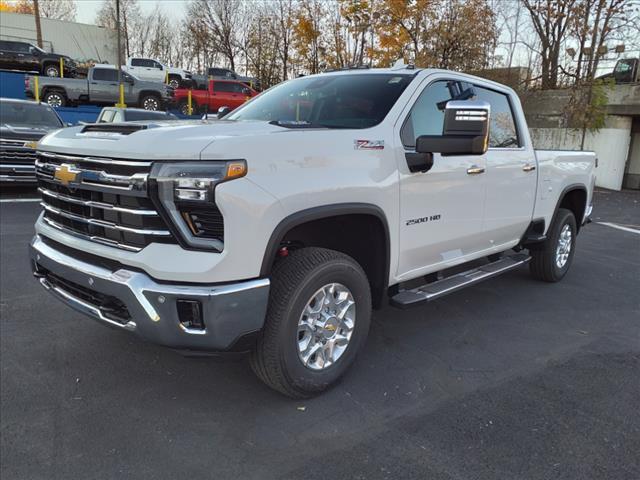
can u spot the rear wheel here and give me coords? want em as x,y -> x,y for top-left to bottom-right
140,94 -> 161,111
179,99 -> 195,116
529,208 -> 577,282
250,247 -> 372,398
43,90 -> 66,107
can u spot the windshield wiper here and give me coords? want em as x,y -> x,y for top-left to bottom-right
268,120 -> 354,129
268,120 -> 328,129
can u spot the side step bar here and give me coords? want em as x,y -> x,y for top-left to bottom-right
390,253 -> 531,309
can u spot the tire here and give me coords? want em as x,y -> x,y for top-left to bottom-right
179,99 -> 195,116
43,90 -> 66,107
529,208 -> 577,282
250,247 -> 372,398
140,94 -> 161,111
44,64 -> 60,77
168,77 -> 180,89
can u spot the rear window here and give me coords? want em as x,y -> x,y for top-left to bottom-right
0,101 -> 63,127
228,73 -> 414,129
93,68 -> 118,81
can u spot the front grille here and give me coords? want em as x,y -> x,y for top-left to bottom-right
1,140 -> 37,181
41,268 -> 131,323
36,151 -> 177,251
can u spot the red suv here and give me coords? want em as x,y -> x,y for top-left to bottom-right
175,79 -> 258,115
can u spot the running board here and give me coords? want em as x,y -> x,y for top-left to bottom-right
390,253 -> 531,309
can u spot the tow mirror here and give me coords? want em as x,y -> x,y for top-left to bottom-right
416,100 -> 490,156
217,106 -> 231,119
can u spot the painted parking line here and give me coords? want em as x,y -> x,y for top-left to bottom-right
0,198 -> 40,203
597,222 -> 640,235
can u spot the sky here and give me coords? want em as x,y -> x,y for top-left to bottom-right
75,0 -> 188,25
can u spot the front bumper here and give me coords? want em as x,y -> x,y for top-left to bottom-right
30,235 -> 270,352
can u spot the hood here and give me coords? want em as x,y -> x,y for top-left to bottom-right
37,120 -> 286,160
1,124 -> 57,141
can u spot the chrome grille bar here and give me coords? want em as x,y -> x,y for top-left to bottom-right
42,216 -> 142,252
38,187 -> 158,216
41,203 -> 171,236
35,160 -> 147,193
39,151 -> 152,167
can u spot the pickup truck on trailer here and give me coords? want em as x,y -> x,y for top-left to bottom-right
29,65 -> 596,398
123,57 -> 193,89
26,65 -> 174,110
174,79 -> 258,114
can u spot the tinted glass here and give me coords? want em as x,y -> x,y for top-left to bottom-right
228,74 -> 413,129
14,42 -> 30,53
0,41 -> 13,51
93,68 -> 118,81
0,101 -> 63,127
213,82 -> 237,93
131,58 -> 144,67
474,86 -> 519,148
401,80 -> 452,147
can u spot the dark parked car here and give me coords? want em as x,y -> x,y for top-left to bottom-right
96,107 -> 178,123
0,98 -> 65,184
0,40 -> 77,77
192,67 -> 260,91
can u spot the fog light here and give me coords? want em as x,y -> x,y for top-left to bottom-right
177,299 -> 204,330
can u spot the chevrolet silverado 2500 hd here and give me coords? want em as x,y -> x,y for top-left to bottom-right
30,66 -> 596,398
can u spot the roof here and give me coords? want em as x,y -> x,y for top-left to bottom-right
0,97 -> 47,106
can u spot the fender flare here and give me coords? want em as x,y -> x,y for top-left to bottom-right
553,183 -> 588,230
259,203 -> 391,284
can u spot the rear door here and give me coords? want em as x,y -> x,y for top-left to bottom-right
0,41 -> 17,70
395,77 -> 489,278
90,68 -> 119,103
473,85 -> 536,247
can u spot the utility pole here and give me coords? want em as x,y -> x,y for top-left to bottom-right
115,0 -> 125,107
33,0 -> 43,48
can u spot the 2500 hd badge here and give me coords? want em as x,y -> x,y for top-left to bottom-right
406,214 -> 441,226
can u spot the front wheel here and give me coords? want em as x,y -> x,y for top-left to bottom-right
140,94 -> 161,111
250,247 -> 372,398
529,208 -> 577,282
44,64 -> 60,77
168,77 -> 180,89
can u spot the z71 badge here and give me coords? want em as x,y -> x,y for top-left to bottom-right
354,140 -> 384,150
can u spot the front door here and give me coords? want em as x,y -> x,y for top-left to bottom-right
90,68 -> 120,103
473,85 -> 537,247
395,77 -> 488,280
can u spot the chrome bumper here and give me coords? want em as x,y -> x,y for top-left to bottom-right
30,235 -> 270,351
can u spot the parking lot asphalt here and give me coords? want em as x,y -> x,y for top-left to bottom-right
1,187 -> 639,480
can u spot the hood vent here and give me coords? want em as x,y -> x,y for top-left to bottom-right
80,123 -> 150,136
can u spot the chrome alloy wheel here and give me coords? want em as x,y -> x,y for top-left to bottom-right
45,66 -> 59,77
297,283 -> 356,371
143,97 -> 160,110
45,93 -> 63,107
555,223 -> 573,268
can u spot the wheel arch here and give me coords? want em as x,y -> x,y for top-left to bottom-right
555,184 -> 588,232
260,203 -> 391,309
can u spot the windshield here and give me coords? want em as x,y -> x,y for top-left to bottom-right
0,102 -> 63,128
227,73 -> 414,129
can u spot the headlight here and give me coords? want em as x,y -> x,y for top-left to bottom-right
149,160 -> 247,251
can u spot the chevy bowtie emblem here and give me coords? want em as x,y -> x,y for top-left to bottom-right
54,163 -> 80,186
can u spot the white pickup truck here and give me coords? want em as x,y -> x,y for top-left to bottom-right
124,57 -> 192,89
30,66 -> 596,398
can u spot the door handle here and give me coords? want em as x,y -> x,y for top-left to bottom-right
467,166 -> 485,175
523,164 -> 536,172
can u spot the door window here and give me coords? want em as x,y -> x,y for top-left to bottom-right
0,41 -> 14,51
473,86 -> 519,148
213,82 -> 237,92
14,42 -> 31,53
93,68 -> 118,81
130,58 -> 144,67
401,80 -> 453,148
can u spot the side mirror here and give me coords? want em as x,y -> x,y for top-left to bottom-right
217,106 -> 231,119
242,87 -> 251,96
416,100 -> 490,156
